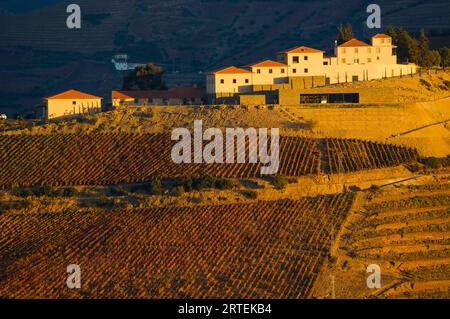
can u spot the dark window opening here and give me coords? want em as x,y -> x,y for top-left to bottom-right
300,93 -> 359,104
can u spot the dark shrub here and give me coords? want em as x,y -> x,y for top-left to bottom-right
179,177 -> 193,192
241,190 -> 258,199
408,164 -> 421,173
12,188 -> 33,197
271,176 -> 289,190
38,183 -> 55,197
109,186 -> 127,196
419,78 -> 432,89
442,80 -> 450,89
173,186 -> 185,197
63,187 -> 79,197
193,175 -> 216,190
423,157 -> 442,169
215,178 -> 234,190
148,178 -> 163,195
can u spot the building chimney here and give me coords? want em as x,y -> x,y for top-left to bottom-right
334,40 -> 338,56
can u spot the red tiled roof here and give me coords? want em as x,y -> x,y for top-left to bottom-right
46,89 -> 102,100
209,66 -> 252,74
112,87 -> 204,100
247,60 -> 287,68
373,34 -> 391,39
339,39 -> 371,47
278,46 -> 324,54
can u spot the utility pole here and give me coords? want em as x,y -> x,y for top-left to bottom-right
331,274 -> 336,299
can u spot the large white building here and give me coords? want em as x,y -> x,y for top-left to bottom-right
206,34 -> 417,99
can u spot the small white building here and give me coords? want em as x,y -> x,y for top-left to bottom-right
44,89 -> 102,120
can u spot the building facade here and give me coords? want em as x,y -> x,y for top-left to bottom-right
112,87 -> 204,107
207,34 -> 417,101
44,89 -> 102,120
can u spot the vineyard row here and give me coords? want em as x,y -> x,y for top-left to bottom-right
0,193 -> 356,299
0,134 -> 419,187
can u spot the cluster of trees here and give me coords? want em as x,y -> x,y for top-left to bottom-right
386,26 -> 449,68
337,23 -> 450,69
122,63 -> 167,90
337,23 -> 355,45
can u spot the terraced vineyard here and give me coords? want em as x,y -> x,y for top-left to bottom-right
325,138 -> 418,174
0,193 -> 355,299
345,186 -> 450,298
0,134 -> 418,188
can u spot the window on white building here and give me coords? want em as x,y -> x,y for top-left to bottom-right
342,58 -> 346,64
245,79 -> 249,84
304,68 -> 308,73
257,69 -> 261,74
220,79 -> 224,84
293,56 -> 299,63
281,69 -> 285,73
233,79 -> 237,84
292,68 -> 297,73
269,69 -> 273,74
355,48 -> 359,53
304,56 -> 308,61
323,61 -> 329,65
368,58 -> 372,63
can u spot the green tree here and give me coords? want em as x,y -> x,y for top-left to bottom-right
385,25 -> 397,39
389,27 -> 420,63
430,50 -> 442,67
418,29 -> 434,68
337,23 -> 355,44
122,63 -> 167,90
438,47 -> 450,69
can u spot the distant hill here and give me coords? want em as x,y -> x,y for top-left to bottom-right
0,0 -> 449,114
0,0 -> 64,14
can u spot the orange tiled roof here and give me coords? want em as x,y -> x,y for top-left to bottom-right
112,87 -> 204,100
247,60 -> 287,68
278,46 -> 324,54
46,89 -> 102,100
339,39 -> 371,47
209,66 -> 252,74
373,34 -> 391,39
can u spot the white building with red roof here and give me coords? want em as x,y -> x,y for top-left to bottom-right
44,89 -> 102,120
206,34 -> 417,100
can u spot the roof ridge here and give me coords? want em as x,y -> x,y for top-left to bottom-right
46,89 -> 102,100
